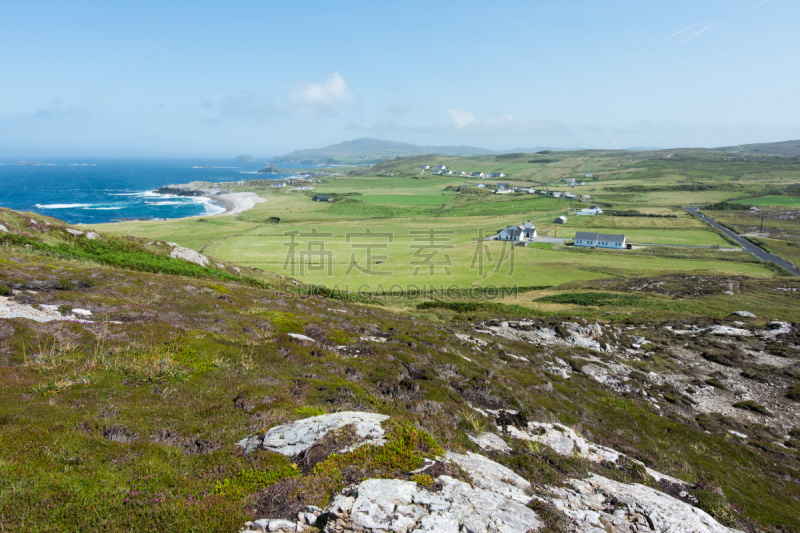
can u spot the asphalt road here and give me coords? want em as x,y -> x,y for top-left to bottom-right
684,206 -> 799,276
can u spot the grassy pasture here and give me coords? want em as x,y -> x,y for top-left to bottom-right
95,149 -> 800,299
358,194 -> 454,206
733,195 -> 800,207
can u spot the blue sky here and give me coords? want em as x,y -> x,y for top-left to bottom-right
0,0 -> 797,157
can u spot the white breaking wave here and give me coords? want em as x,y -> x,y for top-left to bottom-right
83,206 -> 123,210
36,203 -> 91,209
145,201 -> 187,206
198,197 -> 226,215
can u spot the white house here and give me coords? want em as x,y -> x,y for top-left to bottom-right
574,231 -> 626,249
576,206 -> 603,216
272,181 -> 287,187
554,215 -> 568,224
472,172 -> 486,178
421,165 -> 431,170
459,171 -> 468,176
431,170 -> 442,175
564,193 -> 576,199
497,226 -> 523,241
585,173 -> 593,178
488,172 -> 506,178
580,181 -> 586,186
436,165 -> 447,170
496,182 -> 509,189
495,189 -> 513,195
476,183 -> 487,188
519,221 -> 537,239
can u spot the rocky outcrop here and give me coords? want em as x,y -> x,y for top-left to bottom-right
0,297 -> 93,324
324,475 -> 540,533
546,475 -> 742,533
237,411 -> 389,456
168,243 -> 209,267
0,224 -> 8,233
505,421 -> 622,463
239,412 -> 742,533
468,432 -> 512,453
476,319 -> 610,352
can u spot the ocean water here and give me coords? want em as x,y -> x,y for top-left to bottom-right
0,158 -> 297,225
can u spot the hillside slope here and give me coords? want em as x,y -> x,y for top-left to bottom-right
0,207 -> 799,532
718,139 -> 800,156
271,138 -> 496,165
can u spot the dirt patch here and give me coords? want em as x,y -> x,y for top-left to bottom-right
103,425 -> 138,443
149,429 -> 220,455
293,425 -> 361,474
234,395 -> 255,412
458,385 -> 505,410
252,477 -> 305,521
377,379 -> 421,400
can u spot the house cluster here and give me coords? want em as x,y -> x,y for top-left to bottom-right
574,231 -> 626,249
420,165 -> 506,179
272,176 -> 315,188
576,205 -> 603,216
496,221 -> 538,242
535,190 -> 592,200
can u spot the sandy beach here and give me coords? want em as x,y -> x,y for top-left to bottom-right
209,192 -> 267,216
154,182 -> 266,216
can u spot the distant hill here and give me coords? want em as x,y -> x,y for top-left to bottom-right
718,139 -> 800,157
271,138 -> 497,165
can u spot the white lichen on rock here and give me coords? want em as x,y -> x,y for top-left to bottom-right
238,411 -> 389,457
545,474 -> 743,533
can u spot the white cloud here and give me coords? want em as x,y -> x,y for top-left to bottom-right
287,72 -> 357,116
448,109 -> 477,128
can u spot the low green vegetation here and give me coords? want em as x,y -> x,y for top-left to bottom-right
732,196 -> 800,207
535,292 -> 642,307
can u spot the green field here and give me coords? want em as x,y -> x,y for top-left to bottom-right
358,194 -> 454,205
95,149 -> 800,300
732,195 -> 800,206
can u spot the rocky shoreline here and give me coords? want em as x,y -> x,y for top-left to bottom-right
154,181 -> 266,216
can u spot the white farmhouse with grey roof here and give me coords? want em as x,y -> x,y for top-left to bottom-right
497,225 -> 523,241
519,221 -> 537,239
576,206 -> 603,216
574,231 -> 626,249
